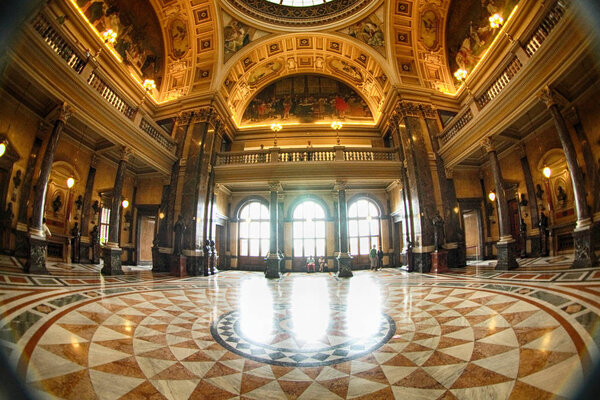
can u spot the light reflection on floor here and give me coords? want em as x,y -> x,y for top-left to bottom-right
0,262 -> 598,399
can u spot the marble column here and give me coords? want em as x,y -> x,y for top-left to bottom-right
390,119 -> 414,267
335,181 -> 353,277
26,103 -> 71,274
540,87 -> 596,268
278,193 -> 285,272
393,102 -> 437,273
101,146 -> 132,275
422,105 -> 465,268
265,182 -> 282,279
15,133 -> 43,258
482,138 -> 518,270
78,154 -> 97,263
518,145 -> 541,257
179,107 -> 219,276
152,181 -> 170,272
154,112 -> 192,272
566,107 -> 600,252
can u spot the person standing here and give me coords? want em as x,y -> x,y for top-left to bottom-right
369,245 -> 377,271
377,246 -> 384,270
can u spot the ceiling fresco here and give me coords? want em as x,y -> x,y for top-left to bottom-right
75,0 -> 165,89
446,0 -> 520,82
338,6 -> 386,57
241,75 -> 374,126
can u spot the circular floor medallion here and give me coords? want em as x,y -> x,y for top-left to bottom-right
210,308 -> 396,367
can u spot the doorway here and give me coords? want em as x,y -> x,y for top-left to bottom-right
138,215 -> 155,264
459,198 -> 485,261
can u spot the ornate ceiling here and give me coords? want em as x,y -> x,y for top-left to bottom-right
71,0 -> 518,127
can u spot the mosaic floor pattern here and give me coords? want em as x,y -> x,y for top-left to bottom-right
1,257 -> 599,399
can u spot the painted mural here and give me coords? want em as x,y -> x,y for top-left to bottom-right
241,75 -> 373,125
446,0 -> 519,81
223,13 -> 269,63
169,18 -> 189,59
339,7 -> 385,56
76,0 -> 164,87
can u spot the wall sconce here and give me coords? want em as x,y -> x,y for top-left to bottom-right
159,212 -> 165,219
139,79 -> 156,107
122,199 -> 129,209
331,121 -> 342,144
96,29 -> 117,57
488,191 -> 496,202
270,123 -> 282,146
66,177 -> 75,188
489,13 -> 514,43
0,141 -> 6,158
454,69 -> 473,95
543,166 -> 551,178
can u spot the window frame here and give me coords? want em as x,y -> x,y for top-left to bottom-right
347,198 -> 381,256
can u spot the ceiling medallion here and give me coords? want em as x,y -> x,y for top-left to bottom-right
224,0 -> 371,28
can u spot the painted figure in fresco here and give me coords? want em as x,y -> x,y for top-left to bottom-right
224,20 -> 250,56
556,186 -> 567,207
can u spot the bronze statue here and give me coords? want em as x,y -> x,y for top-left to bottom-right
173,215 -> 186,256
432,211 -> 445,251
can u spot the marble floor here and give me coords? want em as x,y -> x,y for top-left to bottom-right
1,256 -> 599,399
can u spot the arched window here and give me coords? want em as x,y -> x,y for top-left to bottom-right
238,201 -> 270,257
292,200 -> 326,259
348,198 -> 380,257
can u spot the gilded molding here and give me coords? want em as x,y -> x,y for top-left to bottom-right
394,101 -> 421,119
268,181 -> 283,192
421,104 -> 438,120
333,180 -> 347,192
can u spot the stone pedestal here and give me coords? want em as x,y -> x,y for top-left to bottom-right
444,243 -> 462,268
495,239 -> 519,270
413,250 -> 431,273
529,234 -> 541,258
336,253 -> 353,278
79,237 -> 90,263
572,228 -> 597,268
170,255 -> 187,277
101,246 -> 123,275
431,251 -> 449,273
184,251 -> 204,276
152,246 -> 171,272
265,254 -> 281,279
91,242 -> 100,264
26,234 -> 49,274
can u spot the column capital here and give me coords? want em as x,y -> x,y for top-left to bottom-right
394,101 -> 421,118
333,180 -> 347,191
565,106 -> 580,125
90,153 -> 99,168
444,167 -> 454,179
481,137 -> 496,153
57,102 -> 73,123
120,146 -> 133,161
515,143 -> 526,159
268,181 -> 282,192
539,86 -> 558,109
421,104 -> 438,119
176,111 -> 193,126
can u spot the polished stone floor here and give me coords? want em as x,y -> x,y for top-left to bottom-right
0,255 -> 599,399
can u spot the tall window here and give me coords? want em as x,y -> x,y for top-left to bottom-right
99,207 -> 111,244
293,200 -> 326,257
239,202 -> 270,257
348,199 -> 380,255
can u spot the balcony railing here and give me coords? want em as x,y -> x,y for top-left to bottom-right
438,0 -> 570,147
31,11 -> 175,154
32,13 -> 86,74
216,147 -> 399,166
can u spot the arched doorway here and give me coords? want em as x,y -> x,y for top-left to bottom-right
238,201 -> 270,268
348,198 -> 381,267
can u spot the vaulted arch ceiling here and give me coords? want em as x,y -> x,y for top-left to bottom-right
218,33 -> 393,127
73,0 -> 519,111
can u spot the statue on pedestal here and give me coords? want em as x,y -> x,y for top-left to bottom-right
90,224 -> 100,263
71,222 -> 81,263
432,211 -> 445,251
173,215 -> 186,256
